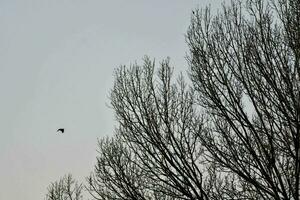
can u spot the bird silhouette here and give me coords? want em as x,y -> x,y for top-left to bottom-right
57,128 -> 64,133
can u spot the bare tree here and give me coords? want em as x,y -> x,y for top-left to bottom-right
87,57 -> 207,199
186,0 -> 300,199
46,174 -> 83,200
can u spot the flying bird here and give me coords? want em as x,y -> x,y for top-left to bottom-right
57,128 -> 64,133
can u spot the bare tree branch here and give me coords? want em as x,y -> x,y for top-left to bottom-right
45,174 -> 83,200
187,0 -> 300,199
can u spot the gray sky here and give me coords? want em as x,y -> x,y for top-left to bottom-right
0,1 -> 222,199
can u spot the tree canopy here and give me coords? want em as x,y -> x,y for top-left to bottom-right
46,0 -> 300,199
46,174 -> 83,200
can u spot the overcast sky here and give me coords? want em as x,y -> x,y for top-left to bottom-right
0,1 -> 222,199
